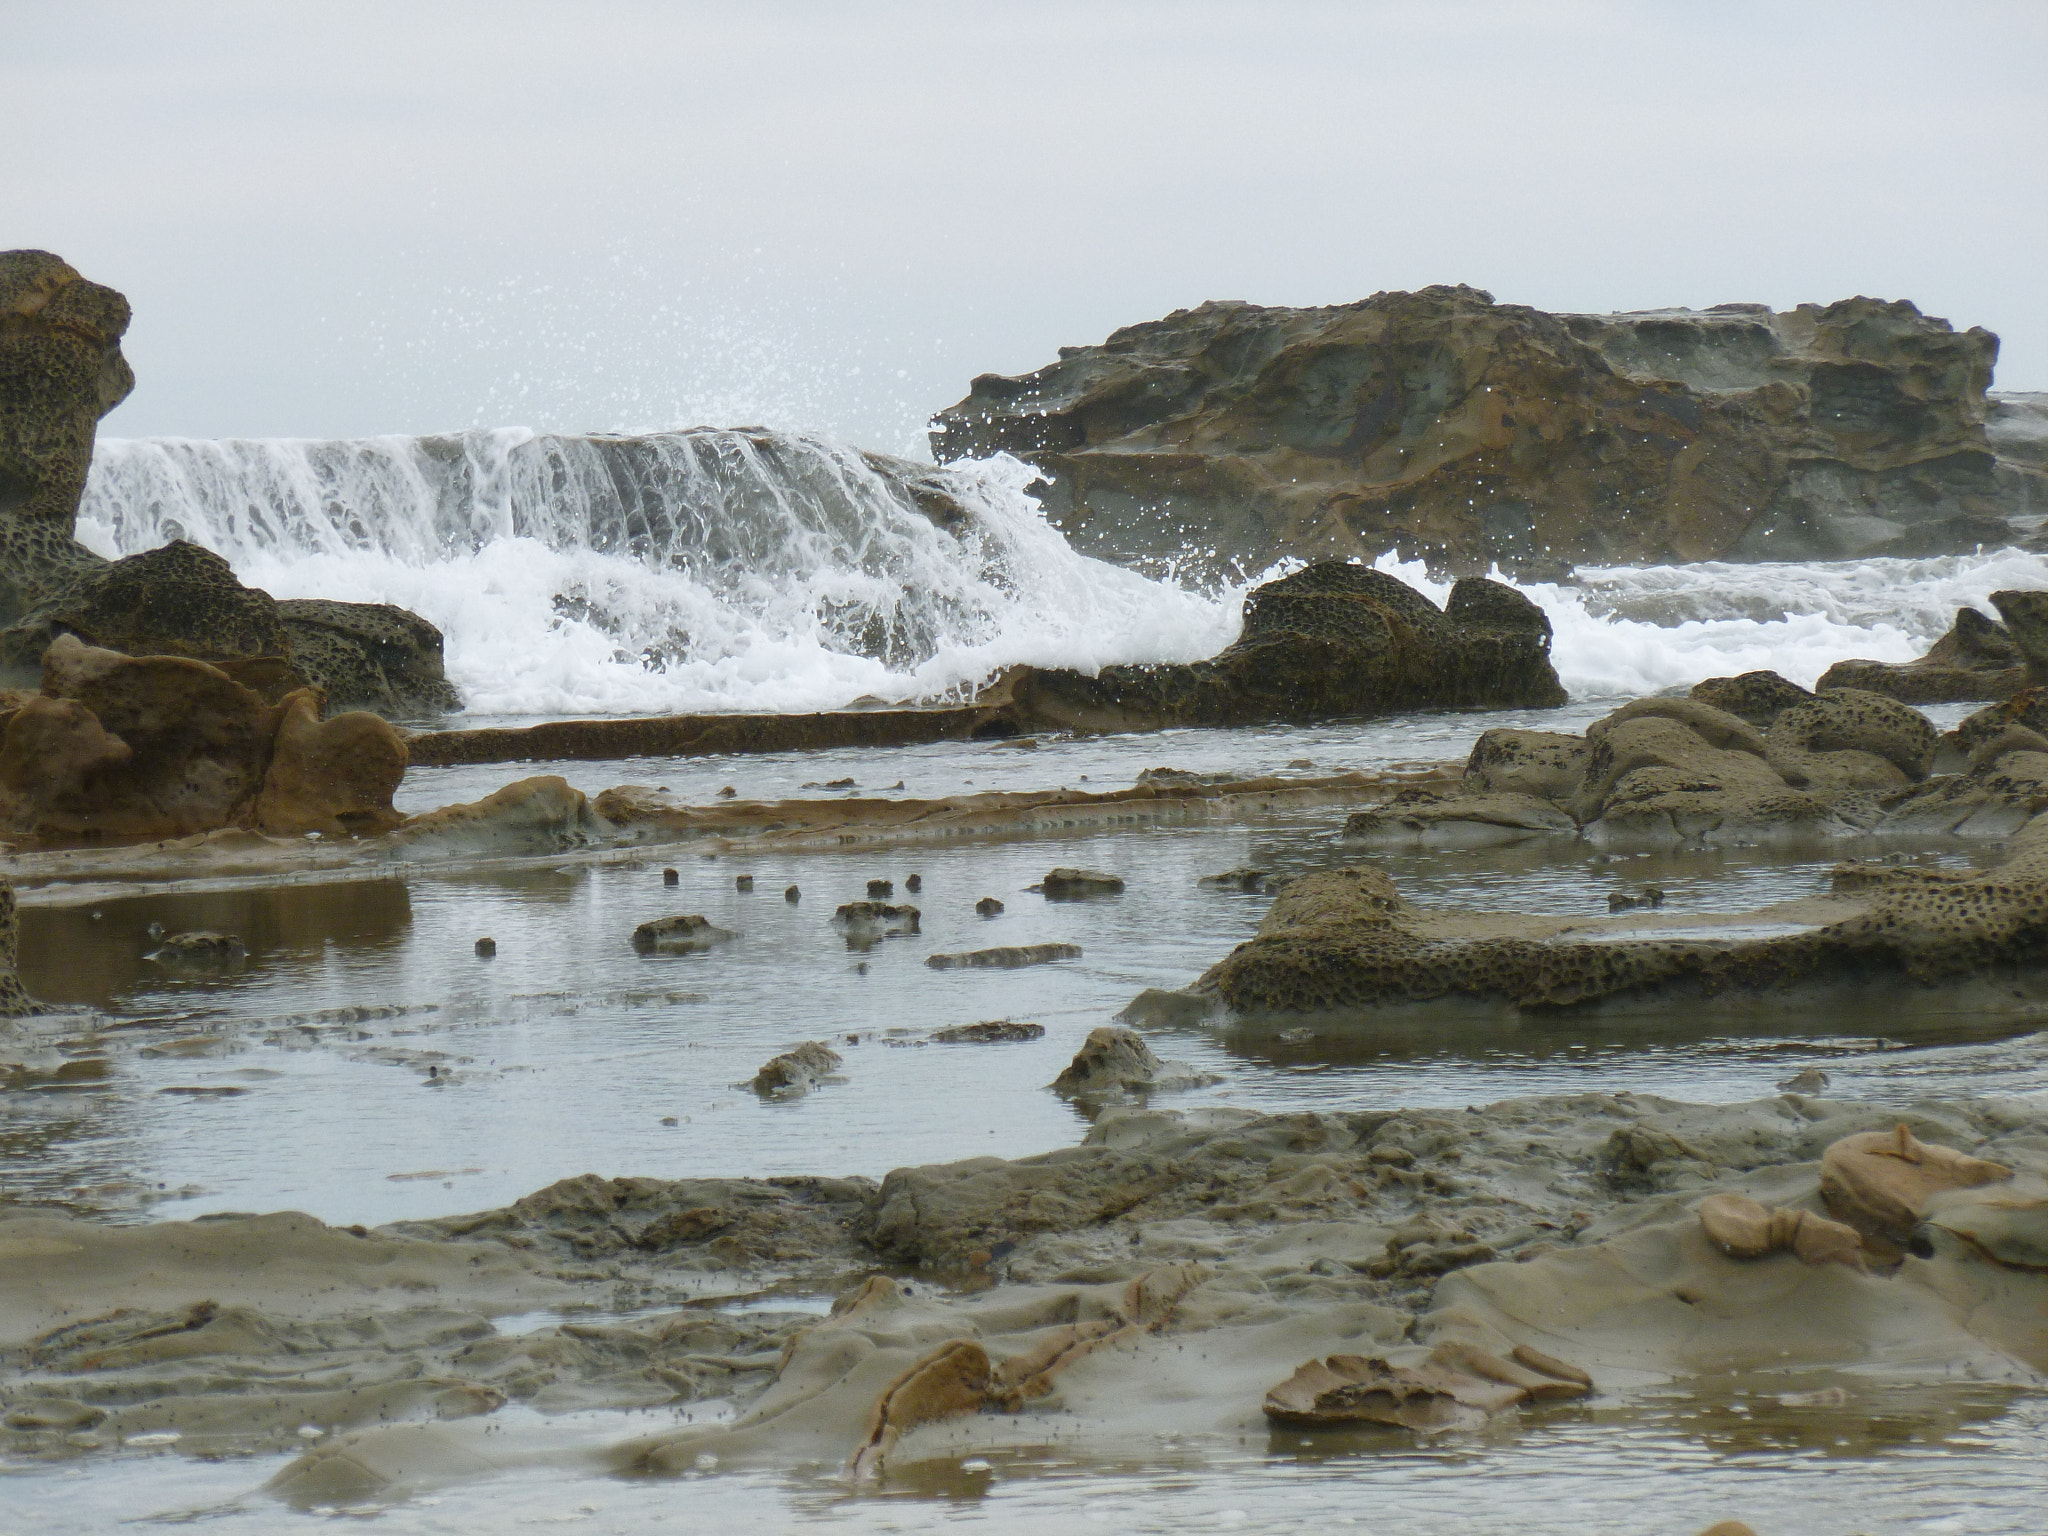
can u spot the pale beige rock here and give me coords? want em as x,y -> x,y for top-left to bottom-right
1820,1124 -> 2013,1246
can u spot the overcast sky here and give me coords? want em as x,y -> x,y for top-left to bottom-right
9,0 -> 2044,455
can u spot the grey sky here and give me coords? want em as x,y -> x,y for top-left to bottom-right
9,0 -> 2045,456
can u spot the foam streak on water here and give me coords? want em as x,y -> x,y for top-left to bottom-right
78,428 -> 2048,714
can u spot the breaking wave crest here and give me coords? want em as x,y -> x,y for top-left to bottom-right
77,427 -> 2048,717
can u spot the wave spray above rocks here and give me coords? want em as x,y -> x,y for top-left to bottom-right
79,427 -> 2048,716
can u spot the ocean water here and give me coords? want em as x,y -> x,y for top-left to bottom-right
78,427 -> 2048,719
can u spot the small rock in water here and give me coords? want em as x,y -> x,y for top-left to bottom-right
975,897 -> 1005,917
735,875 -> 754,892
750,1040 -> 843,1096
1777,1067 -> 1832,1095
1199,868 -> 1274,893
1606,886 -> 1668,913
1040,867 -> 1125,899
662,868 -> 680,887
785,885 -> 801,903
835,897 -> 925,946
855,961 -> 868,974
905,874 -> 922,893
474,937 -> 497,958
867,879 -> 894,897
883,780 -> 906,791
1287,758 -> 1316,769
1050,1025 -> 1217,1101
631,914 -> 738,953
147,932 -> 247,967
926,943 -> 1081,970
717,785 -> 737,798
930,1020 -> 1045,1043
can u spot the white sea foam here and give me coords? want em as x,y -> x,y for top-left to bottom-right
77,428 -> 2048,716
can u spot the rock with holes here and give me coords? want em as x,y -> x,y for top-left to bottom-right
1690,670 -> 1818,727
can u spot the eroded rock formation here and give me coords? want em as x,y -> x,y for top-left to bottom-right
0,635 -> 405,841
1818,591 -> 2044,704
934,286 -> 2043,576
0,250 -> 459,716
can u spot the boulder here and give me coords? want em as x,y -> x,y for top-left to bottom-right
8,634 -> 281,839
933,287 -> 2040,576
275,599 -> 460,716
0,880 -> 37,1016
1689,670 -> 1816,727
0,636 -> 407,841
1002,562 -> 1566,733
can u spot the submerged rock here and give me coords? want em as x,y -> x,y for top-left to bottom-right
926,944 -> 1082,970
832,902 -> 920,936
929,1020 -> 1046,1043
1050,1026 -> 1219,1104
751,1040 -> 843,1096
630,915 -> 738,955
1039,867 -> 1125,898
147,931 -> 247,967
384,777 -> 609,859
934,287 -> 2037,576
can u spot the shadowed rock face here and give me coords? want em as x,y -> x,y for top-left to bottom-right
934,286 -> 2040,577
1006,562 -> 1566,731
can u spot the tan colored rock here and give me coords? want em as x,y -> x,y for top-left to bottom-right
848,1339 -> 993,1479
1820,1124 -> 2012,1246
1695,1192 -> 1864,1268
21,634 -> 279,838
250,688 -> 407,837
1262,1341 -> 1590,1431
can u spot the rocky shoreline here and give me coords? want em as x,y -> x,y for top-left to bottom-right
3,1074 -> 2041,1504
